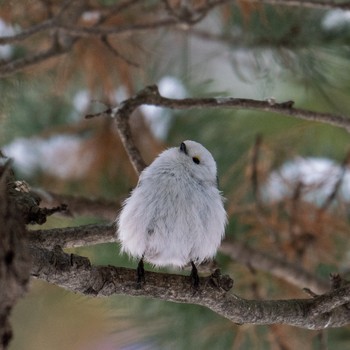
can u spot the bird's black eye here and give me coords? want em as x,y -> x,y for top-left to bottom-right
192,157 -> 200,164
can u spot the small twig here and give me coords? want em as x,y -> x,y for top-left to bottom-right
55,18 -> 179,38
251,134 -> 263,205
0,19 -> 54,45
303,287 -> 319,298
100,35 -> 139,68
96,0 -> 141,25
319,151 -> 350,212
0,42 -> 71,78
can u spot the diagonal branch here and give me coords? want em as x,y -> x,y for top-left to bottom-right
0,42 -> 71,78
220,240 -> 329,294
30,244 -> 350,329
0,20 -> 54,45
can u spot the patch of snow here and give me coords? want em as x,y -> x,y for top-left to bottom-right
82,11 -> 101,23
322,9 -> 350,31
73,90 -> 91,113
263,157 -> 350,204
3,135 -> 92,179
0,18 -> 17,59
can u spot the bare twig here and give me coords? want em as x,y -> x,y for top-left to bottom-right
55,18 -> 178,38
0,19 -> 54,45
30,244 -> 350,329
319,151 -> 350,212
100,35 -> 139,68
86,84 -> 350,180
251,134 -> 263,204
96,0 -> 142,25
0,42 -> 71,78
88,84 -> 350,138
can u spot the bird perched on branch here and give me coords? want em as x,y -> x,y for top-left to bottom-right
117,140 -> 227,287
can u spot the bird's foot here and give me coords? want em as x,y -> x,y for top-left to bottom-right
190,261 -> 200,290
136,258 -> 145,288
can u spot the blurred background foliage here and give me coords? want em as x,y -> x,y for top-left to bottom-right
1,0 -> 350,349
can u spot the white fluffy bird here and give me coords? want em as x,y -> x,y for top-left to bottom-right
117,140 -> 227,286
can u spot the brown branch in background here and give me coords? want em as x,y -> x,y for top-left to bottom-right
0,20 -> 54,45
251,134 -> 263,205
220,240 -> 329,294
56,18 -> 179,38
33,189 -> 121,221
288,181 -> 307,260
28,223 -> 116,249
100,35 -> 139,68
0,0 -> 84,77
30,244 -> 350,329
253,0 -> 350,10
0,43 -> 71,78
0,0 -> 348,45
0,0 -> 72,45
161,0 -> 230,25
1,0 -> 349,77
319,150 -> 350,213
56,0 -> 230,38
96,0 -> 142,25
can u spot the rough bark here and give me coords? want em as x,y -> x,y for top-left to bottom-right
30,244 -> 350,330
0,165 -> 31,350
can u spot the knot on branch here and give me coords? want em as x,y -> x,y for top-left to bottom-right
4,170 -> 68,225
137,84 -> 160,98
209,269 -> 234,292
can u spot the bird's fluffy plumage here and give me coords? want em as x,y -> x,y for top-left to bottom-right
117,140 -> 227,267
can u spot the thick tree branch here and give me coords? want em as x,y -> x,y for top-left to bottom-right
0,164 -> 31,349
30,245 -> 350,329
27,223 -> 329,294
99,85 -> 350,131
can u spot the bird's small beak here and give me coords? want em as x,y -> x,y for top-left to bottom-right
179,142 -> 188,155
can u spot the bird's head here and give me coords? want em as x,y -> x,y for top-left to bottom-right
178,140 -> 218,184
